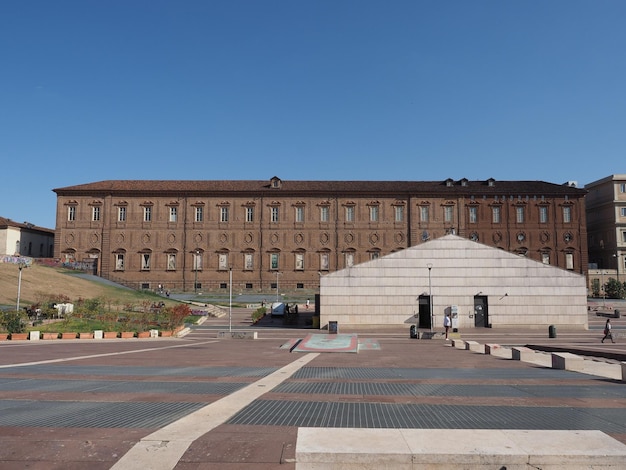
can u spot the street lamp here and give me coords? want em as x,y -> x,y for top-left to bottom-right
613,253 -> 620,283
194,249 -> 200,294
427,263 -> 433,332
229,266 -> 233,332
16,261 -> 27,312
275,271 -> 281,302
601,269 -> 605,307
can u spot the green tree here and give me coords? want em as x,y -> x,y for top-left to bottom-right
605,278 -> 625,299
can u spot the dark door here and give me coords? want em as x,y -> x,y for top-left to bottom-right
474,295 -> 488,327
418,295 -> 432,329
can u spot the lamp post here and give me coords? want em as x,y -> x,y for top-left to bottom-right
193,249 -> 200,294
427,263 -> 433,333
229,266 -> 232,332
601,269 -> 605,307
16,261 -> 27,312
613,253 -> 620,283
275,271 -> 281,302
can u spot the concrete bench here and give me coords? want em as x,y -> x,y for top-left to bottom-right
485,343 -> 513,359
552,352 -> 585,372
512,346 -> 536,361
295,428 -> 626,469
217,330 -> 258,340
451,339 -> 466,349
464,340 -> 484,353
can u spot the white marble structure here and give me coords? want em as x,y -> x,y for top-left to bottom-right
319,235 -> 588,330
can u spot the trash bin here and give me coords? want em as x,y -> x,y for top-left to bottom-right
312,315 -> 320,329
614,309 -> 621,319
548,325 -> 556,338
410,325 -> 417,339
329,321 -> 338,334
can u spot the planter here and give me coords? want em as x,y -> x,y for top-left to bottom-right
0,334 -> 8,341
103,331 -> 119,339
79,332 -> 93,339
137,331 -> 151,338
61,332 -> 78,340
120,331 -> 135,339
41,332 -> 59,340
160,330 -> 173,337
10,333 -> 29,341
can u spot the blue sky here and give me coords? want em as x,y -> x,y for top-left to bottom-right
1,0 -> 625,229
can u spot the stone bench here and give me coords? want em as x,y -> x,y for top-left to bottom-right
295,428 -> 626,469
464,340 -> 484,353
485,343 -> 513,359
217,330 -> 258,340
512,346 -> 536,361
451,339 -> 466,349
552,352 -> 585,372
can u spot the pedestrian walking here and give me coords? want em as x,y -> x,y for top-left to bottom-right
443,313 -> 451,340
306,298 -> 310,310
601,319 -> 615,343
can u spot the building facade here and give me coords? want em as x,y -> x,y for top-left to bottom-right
0,217 -> 54,259
585,174 -> 626,287
53,177 -> 588,293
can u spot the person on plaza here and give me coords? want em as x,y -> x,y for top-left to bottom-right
601,318 -> 615,343
443,313 -> 452,340
306,298 -> 310,310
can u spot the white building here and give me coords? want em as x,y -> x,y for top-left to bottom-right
319,235 -> 588,331
0,217 -> 54,259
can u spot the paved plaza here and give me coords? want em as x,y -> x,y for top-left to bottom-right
0,309 -> 624,469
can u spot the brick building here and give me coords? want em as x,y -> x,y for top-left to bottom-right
53,177 -> 588,293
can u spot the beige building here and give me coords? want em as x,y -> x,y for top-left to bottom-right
52,177 -> 588,293
319,235 -> 588,330
585,174 -> 626,285
0,217 -> 54,259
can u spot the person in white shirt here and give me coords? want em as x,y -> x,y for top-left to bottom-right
443,314 -> 451,340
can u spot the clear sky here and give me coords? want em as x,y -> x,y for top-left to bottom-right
1,0 -> 625,229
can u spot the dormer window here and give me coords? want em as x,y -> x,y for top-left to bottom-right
460,178 -> 468,187
445,178 -> 454,187
270,176 -> 282,189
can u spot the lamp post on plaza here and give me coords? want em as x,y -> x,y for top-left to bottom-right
16,261 -> 27,312
194,249 -> 200,294
427,263 -> 433,333
229,266 -> 233,333
275,271 -> 281,303
613,253 -> 620,283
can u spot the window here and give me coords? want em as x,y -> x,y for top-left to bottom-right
369,205 -> 379,222
141,253 -> 151,270
370,251 -> 380,260
345,206 -> 354,222
542,253 -> 550,265
563,206 -> 571,223
167,253 -> 176,270
539,206 -> 548,223
420,206 -> 429,222
394,205 -> 404,222
246,206 -> 254,222
444,206 -> 453,223
295,253 -> 304,270
68,206 -> 76,221
270,253 -> 279,269
622,231 -> 626,242
320,206 -> 329,222
320,252 -> 329,271
244,253 -> 254,270
218,253 -> 229,270
194,206 -> 203,222
492,206 -> 501,224
118,206 -> 127,222
115,254 -> 125,271
345,252 -> 354,267
92,206 -> 101,222
469,206 -> 477,224
193,252 -> 202,271
169,206 -> 177,222
143,206 -> 152,222
516,206 -> 525,223
220,207 -> 229,223
295,206 -> 304,223
622,208 -> 626,217
620,183 -> 626,193
271,207 -> 279,223
565,252 -> 574,270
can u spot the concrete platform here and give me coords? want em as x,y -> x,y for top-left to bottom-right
296,428 -> 626,469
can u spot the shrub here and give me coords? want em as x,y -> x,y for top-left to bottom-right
1,311 -> 27,334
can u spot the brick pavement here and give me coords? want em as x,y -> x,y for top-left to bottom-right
0,309 -> 624,469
